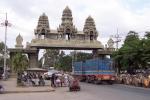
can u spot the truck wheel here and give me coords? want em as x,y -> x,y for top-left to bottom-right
108,80 -> 114,85
94,80 -> 101,84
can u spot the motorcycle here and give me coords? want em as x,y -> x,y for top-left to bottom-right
69,76 -> 80,91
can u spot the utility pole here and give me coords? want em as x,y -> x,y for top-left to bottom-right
113,28 -> 121,50
112,28 -> 121,74
1,13 -> 11,80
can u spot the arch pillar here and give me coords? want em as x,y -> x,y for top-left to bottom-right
92,49 -> 99,58
28,49 -> 39,68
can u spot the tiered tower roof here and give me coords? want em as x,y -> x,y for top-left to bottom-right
61,6 -> 73,26
62,6 -> 72,16
83,16 -> 96,33
58,6 -> 77,34
37,13 -> 50,29
35,13 -> 50,35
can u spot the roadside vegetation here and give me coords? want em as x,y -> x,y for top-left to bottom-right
112,31 -> 150,74
12,53 -> 29,85
41,50 -> 93,72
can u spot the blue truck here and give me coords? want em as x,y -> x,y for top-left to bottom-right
73,58 -> 116,84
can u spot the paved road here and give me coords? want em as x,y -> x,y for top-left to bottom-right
1,83 -> 150,100
80,83 -> 150,100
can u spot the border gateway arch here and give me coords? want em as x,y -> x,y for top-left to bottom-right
9,6 -> 114,69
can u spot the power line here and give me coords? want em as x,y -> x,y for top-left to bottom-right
112,28 -> 122,50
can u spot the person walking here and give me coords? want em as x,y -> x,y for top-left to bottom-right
51,73 -> 56,87
64,74 -> 69,86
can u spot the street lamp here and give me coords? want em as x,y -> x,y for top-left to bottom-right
0,12 -> 11,80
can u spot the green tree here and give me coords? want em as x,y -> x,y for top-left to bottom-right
43,49 -> 60,68
70,51 -> 92,62
0,42 -> 10,71
55,51 -> 92,72
112,50 -> 123,73
57,55 -> 72,72
0,42 -> 5,54
59,51 -> 65,58
112,30 -> 150,73
12,53 -> 29,85
141,32 -> 150,68
145,31 -> 150,39
0,42 -> 5,66
76,52 -> 93,62
112,31 -> 141,73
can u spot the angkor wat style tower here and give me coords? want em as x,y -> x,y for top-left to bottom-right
57,6 -> 77,40
83,16 -> 98,40
34,6 -> 99,42
34,13 -> 50,39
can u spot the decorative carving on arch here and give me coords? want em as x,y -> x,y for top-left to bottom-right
90,31 -> 94,41
66,28 -> 71,34
41,28 -> 46,35
65,28 -> 71,40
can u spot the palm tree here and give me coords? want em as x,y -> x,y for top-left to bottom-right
12,53 -> 29,85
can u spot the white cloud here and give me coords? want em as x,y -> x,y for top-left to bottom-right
0,0 -> 150,49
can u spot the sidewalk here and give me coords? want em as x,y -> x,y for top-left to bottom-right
0,78 -> 55,93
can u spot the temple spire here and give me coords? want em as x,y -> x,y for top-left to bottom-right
15,33 -> 23,49
34,13 -> 50,36
61,6 -> 73,26
58,6 -> 77,36
83,15 -> 98,40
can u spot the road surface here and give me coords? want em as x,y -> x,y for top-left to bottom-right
1,83 -> 150,100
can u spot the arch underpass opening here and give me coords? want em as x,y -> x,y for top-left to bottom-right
38,49 -> 94,70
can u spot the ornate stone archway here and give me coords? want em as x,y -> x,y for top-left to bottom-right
9,6 -> 115,71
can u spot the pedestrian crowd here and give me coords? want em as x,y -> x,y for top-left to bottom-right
116,70 -> 150,88
51,73 -> 72,88
19,72 -> 45,86
19,71 -> 73,88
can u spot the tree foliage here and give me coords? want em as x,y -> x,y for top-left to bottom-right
0,42 -> 8,67
75,52 -> 93,62
0,42 -> 5,54
56,55 -> 72,72
41,50 -> 94,72
43,49 -> 60,68
112,31 -> 150,74
12,53 -> 29,85
12,53 -> 29,73
55,51 -> 92,72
